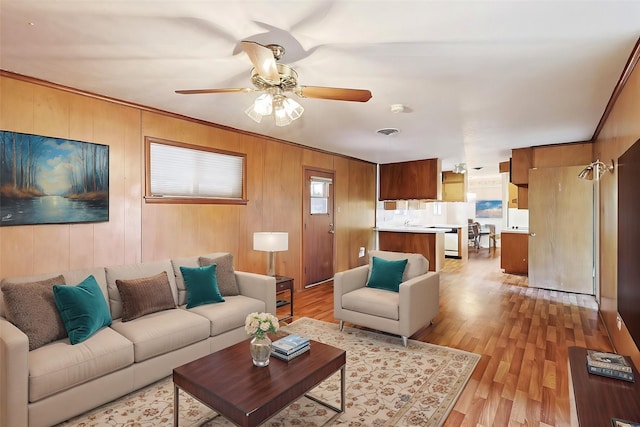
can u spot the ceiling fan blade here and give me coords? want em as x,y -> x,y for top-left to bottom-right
295,86 -> 372,102
175,88 -> 254,95
241,41 -> 280,83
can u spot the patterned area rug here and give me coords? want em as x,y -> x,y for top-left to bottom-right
57,318 -> 479,427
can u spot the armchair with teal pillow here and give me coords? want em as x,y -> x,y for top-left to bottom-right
334,250 -> 440,347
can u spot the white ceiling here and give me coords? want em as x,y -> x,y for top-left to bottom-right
2,1 -> 639,177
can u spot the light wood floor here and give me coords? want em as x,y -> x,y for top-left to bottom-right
281,247 -> 613,427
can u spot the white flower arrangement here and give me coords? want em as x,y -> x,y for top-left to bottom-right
245,312 -> 279,339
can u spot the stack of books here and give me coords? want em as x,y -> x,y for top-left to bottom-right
586,350 -> 635,382
271,334 -> 310,361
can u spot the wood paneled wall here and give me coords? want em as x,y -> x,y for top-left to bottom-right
0,74 -> 376,291
594,45 -> 640,366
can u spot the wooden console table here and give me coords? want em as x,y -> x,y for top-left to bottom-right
568,346 -> 640,426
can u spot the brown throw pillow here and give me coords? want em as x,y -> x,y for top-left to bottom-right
1,275 -> 67,351
199,254 -> 240,296
116,271 -> 176,322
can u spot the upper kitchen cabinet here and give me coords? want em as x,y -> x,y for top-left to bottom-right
442,170 -> 467,202
511,147 -> 533,185
379,158 -> 441,200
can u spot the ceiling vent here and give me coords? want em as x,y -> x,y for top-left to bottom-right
376,128 -> 400,136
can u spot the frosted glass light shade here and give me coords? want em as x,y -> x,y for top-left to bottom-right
283,97 -> 304,120
246,93 -> 303,126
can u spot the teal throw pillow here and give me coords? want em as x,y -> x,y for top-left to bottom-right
180,264 -> 225,309
53,275 -> 112,345
366,256 -> 408,292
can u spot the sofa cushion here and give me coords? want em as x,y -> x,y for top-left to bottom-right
342,287 -> 399,321
187,295 -> 265,336
110,308 -> 210,362
366,256 -> 408,292
1,275 -> 67,351
53,275 -> 112,344
28,327 -> 134,402
180,264 -> 225,309
116,271 -> 176,322
106,260 -> 178,320
199,254 -> 240,296
368,250 -> 429,281
172,252 -> 233,305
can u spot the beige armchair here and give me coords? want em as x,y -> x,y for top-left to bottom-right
334,250 -> 440,347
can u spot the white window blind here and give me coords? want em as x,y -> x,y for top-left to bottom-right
148,141 -> 244,200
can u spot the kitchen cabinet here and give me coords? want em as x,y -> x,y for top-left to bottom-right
501,231 -> 528,275
511,147 -> 533,185
379,158 -> 441,200
442,171 -> 466,202
517,186 -> 528,209
508,182 -> 518,208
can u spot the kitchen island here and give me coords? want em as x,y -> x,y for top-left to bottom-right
375,226 -> 446,272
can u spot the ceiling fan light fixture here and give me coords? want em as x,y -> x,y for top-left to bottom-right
245,104 -> 264,123
283,97 -> 304,121
246,93 -> 303,126
274,106 -> 291,127
253,93 -> 273,115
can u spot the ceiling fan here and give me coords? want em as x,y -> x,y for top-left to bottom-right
175,41 -> 372,126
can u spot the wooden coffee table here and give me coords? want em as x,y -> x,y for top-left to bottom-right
172,338 -> 346,427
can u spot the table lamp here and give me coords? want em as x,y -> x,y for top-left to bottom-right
253,232 -> 288,276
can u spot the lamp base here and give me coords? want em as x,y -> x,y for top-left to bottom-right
266,252 -> 276,277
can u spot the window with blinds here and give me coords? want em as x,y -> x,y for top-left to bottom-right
145,137 -> 246,204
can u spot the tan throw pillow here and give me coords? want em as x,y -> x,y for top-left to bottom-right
116,271 -> 176,322
1,275 -> 67,351
199,254 -> 240,296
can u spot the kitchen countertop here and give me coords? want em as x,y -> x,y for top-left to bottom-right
375,226 -> 450,233
501,229 -> 530,234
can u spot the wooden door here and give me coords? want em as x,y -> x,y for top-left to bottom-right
529,166 -> 594,294
303,169 -> 335,287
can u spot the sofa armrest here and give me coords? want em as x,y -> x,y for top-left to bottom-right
235,272 -> 277,316
334,265 -> 369,296
334,265 -> 369,321
0,318 -> 29,427
398,271 -> 440,336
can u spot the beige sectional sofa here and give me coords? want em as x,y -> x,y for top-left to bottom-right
0,252 -> 276,427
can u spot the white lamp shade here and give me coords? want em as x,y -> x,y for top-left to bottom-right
253,232 -> 288,252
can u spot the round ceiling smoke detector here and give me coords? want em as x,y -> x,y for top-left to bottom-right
376,128 -> 400,136
390,104 -> 407,113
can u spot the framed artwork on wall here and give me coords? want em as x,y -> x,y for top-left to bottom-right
0,130 -> 109,226
476,200 -> 502,218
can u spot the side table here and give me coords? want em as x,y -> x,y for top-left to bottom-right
275,276 -> 294,321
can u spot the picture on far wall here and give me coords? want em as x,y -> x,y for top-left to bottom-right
476,200 -> 502,218
0,130 -> 109,226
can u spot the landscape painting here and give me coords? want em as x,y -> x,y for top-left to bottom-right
0,131 -> 108,226
476,200 -> 502,218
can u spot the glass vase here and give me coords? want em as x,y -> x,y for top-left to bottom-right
250,335 -> 272,367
